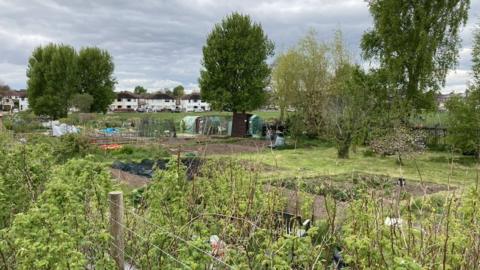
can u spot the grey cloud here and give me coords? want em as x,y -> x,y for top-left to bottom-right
0,0 -> 477,93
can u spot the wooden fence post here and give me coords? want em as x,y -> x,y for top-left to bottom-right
109,191 -> 125,270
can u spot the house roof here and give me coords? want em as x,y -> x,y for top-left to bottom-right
147,92 -> 174,100
116,91 -> 138,99
0,90 -> 27,98
182,93 -> 201,100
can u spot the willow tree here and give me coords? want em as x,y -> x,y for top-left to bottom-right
271,49 -> 301,122
199,12 -> 274,137
362,0 -> 470,113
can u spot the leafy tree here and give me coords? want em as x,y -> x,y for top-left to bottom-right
78,47 -> 116,113
134,85 -> 147,95
199,12 -> 274,136
172,85 -> 184,99
27,44 -> 79,119
327,65 -> 375,158
362,0 -> 470,113
446,22 -> 480,157
70,93 -> 94,113
272,49 -> 301,121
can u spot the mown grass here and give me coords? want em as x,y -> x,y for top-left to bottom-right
233,144 -> 478,186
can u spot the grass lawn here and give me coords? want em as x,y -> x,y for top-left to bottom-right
234,144 -> 478,186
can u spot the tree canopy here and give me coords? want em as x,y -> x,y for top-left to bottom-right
78,47 -> 116,113
362,0 -> 470,112
27,44 -> 79,119
27,44 -> 116,118
173,85 -> 184,99
199,12 -> 274,113
134,85 -> 147,95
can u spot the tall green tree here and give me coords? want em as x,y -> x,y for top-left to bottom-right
362,0 -> 470,113
272,49 -> 301,122
173,85 -> 184,99
199,12 -> 274,136
446,23 -> 480,157
78,47 -> 116,113
27,44 -> 79,119
134,85 -> 147,95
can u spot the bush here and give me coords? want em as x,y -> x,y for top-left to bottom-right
54,134 -> 94,162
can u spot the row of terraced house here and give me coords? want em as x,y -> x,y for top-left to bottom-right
109,91 -> 211,112
0,90 -> 210,113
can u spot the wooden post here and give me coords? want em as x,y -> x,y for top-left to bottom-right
0,112 -> 3,131
109,191 -> 125,270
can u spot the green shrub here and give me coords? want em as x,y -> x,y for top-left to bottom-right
54,134 -> 94,162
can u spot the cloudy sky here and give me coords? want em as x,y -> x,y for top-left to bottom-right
0,0 -> 478,93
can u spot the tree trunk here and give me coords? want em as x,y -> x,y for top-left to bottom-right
337,142 -> 350,159
231,111 -> 249,137
337,133 -> 352,159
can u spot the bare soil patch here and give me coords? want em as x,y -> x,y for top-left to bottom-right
158,137 -> 271,155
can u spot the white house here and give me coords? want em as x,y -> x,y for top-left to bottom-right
181,93 -> 210,112
0,90 -> 29,112
144,92 -> 176,111
110,91 -> 139,111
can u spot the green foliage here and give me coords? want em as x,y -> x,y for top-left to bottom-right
78,47 -> 116,113
54,133 -> 95,163
446,91 -> 480,156
1,158 -> 115,269
70,93 -> 94,113
446,25 -> 480,156
272,49 -> 301,121
199,12 -> 274,113
27,44 -> 115,118
361,0 -> 470,112
27,44 -> 79,119
0,134 -> 54,229
341,187 -> 480,269
172,85 -> 184,99
134,85 -> 147,95
2,112 -> 46,133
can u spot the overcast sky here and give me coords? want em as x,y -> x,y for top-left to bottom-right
0,0 -> 478,93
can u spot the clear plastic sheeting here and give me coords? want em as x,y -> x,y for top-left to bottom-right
248,115 -> 263,138
51,123 -> 79,137
180,116 -> 199,134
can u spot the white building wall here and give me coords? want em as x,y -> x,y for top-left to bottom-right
110,98 -> 138,110
145,99 -> 176,111
181,99 -> 211,112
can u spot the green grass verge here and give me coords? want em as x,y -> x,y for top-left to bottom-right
233,145 -> 478,186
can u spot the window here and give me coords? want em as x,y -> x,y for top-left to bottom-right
127,105 -> 131,109
165,100 -> 170,102
194,106 -> 198,109
117,105 -> 122,109
127,99 -> 131,102
117,98 -> 121,102
193,99 -> 198,103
